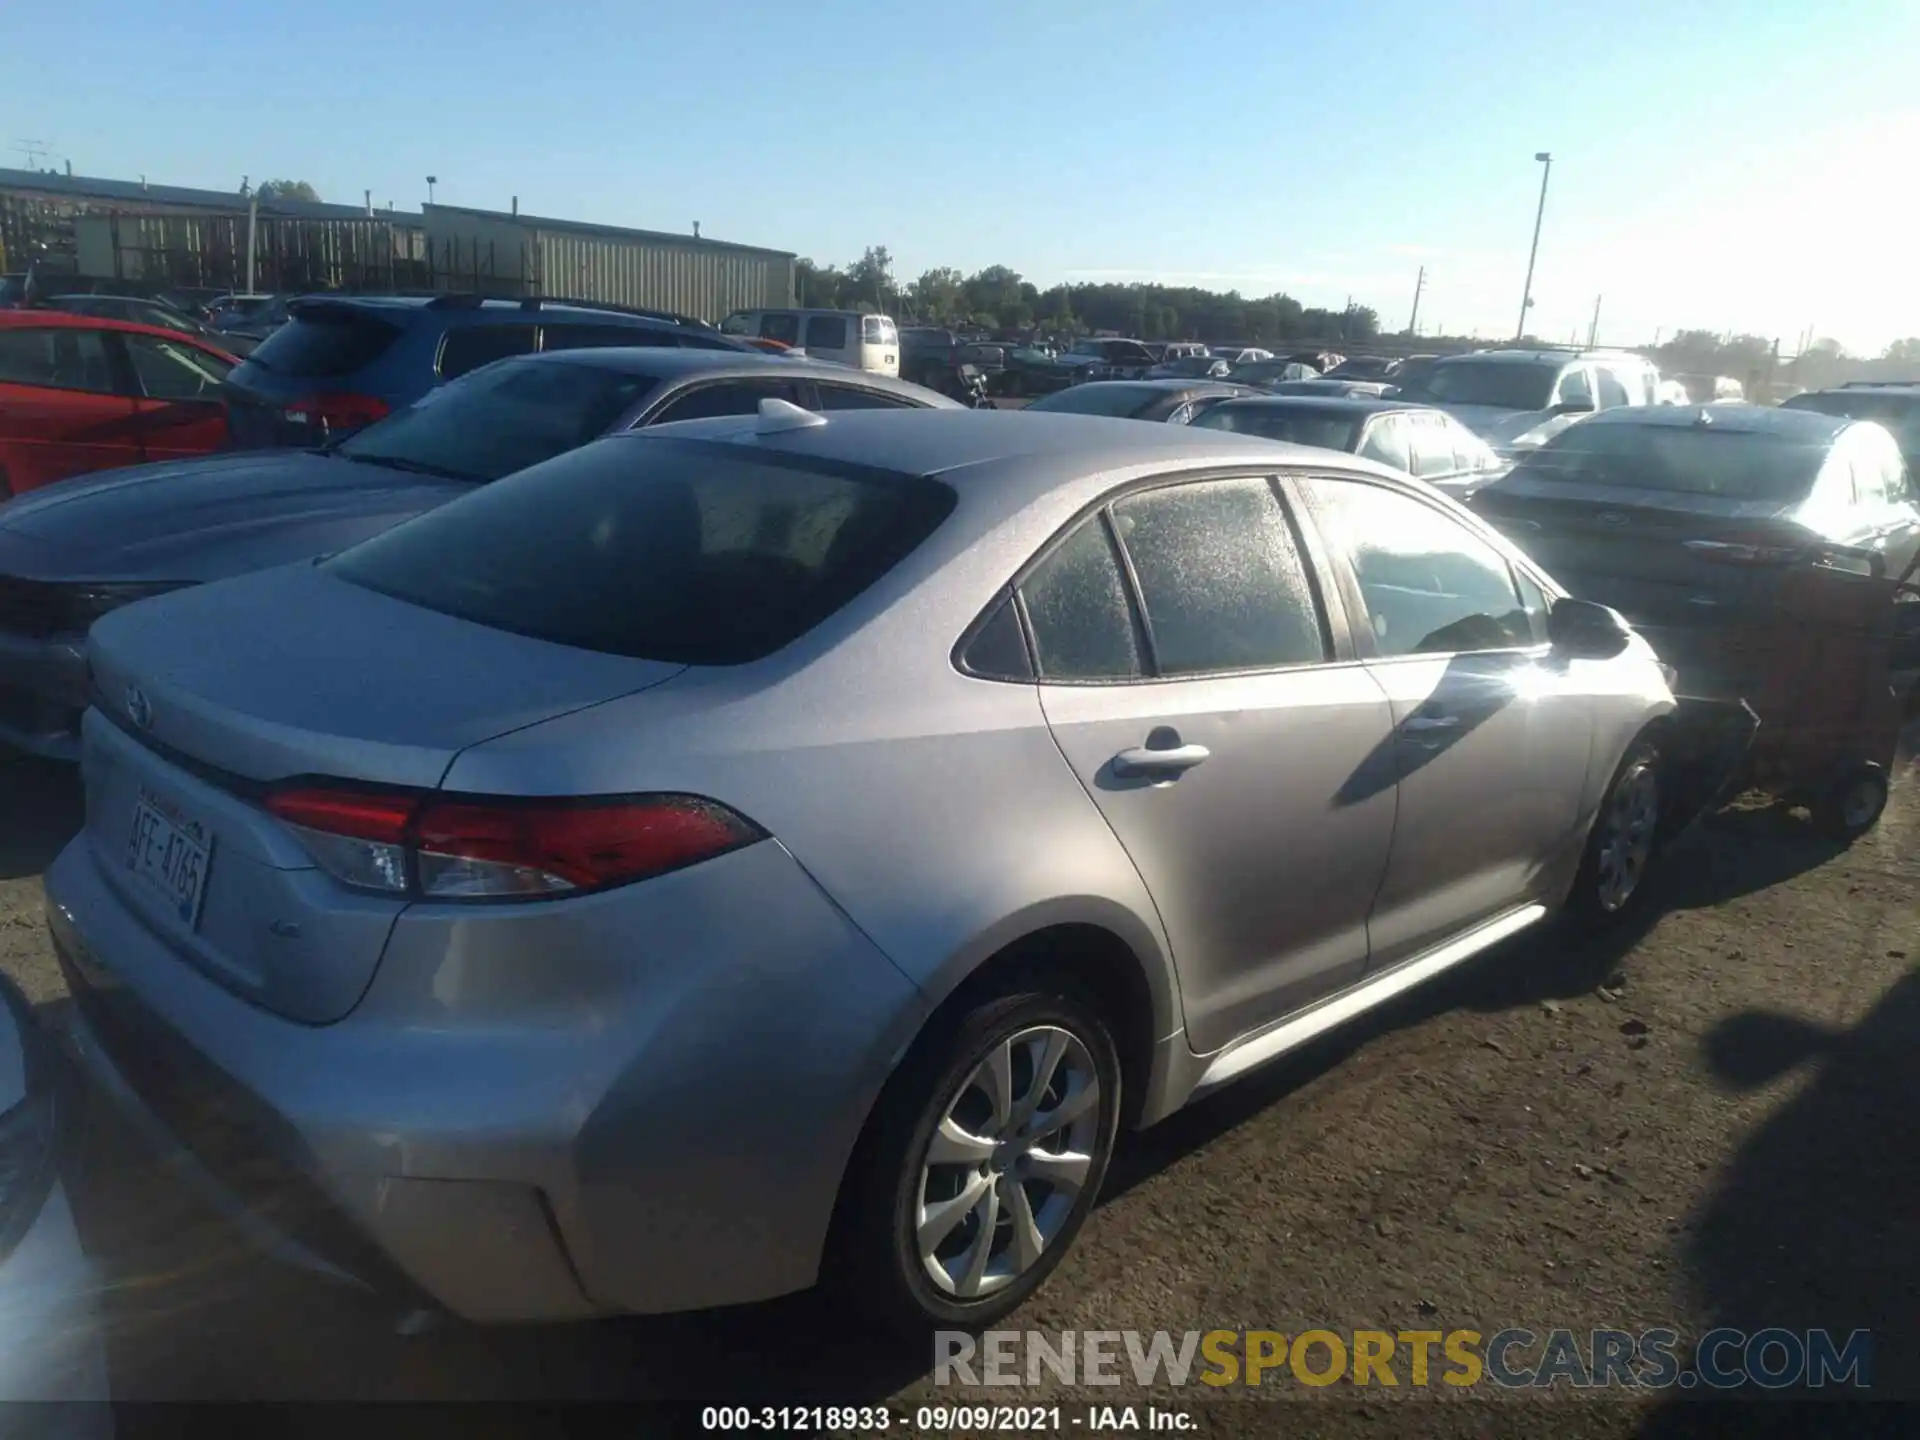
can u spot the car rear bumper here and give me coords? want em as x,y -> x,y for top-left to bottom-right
43,828 -> 927,1323
0,631 -> 86,761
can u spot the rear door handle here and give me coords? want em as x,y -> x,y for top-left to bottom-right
1112,743 -> 1211,777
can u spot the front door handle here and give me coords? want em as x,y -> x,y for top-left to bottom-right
1112,743 -> 1211,778
1403,713 -> 1461,733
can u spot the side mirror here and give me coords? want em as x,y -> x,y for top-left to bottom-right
1550,398 -> 1596,417
1546,596 -> 1632,659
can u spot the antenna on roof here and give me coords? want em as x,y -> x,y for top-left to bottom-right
757,398 -> 828,434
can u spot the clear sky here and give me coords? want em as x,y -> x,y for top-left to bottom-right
7,0 -> 1918,353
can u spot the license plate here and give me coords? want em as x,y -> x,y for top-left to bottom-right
125,792 -> 213,929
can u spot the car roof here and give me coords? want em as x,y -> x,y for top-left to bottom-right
1580,403 -> 1850,440
629,408 -> 1392,499
513,345 -> 959,398
1439,348 -> 1650,368
0,307 -> 235,351
1208,395 -> 1427,417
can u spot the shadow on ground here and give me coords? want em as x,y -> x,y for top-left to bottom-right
0,754 -> 83,881
1633,964 -> 1920,1429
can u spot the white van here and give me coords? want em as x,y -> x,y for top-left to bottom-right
721,308 -> 899,377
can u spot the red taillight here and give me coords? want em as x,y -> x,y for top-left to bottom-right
263,785 -> 763,899
1682,538 -> 1805,567
282,393 -> 390,432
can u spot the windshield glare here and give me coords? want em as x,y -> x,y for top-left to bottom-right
1513,423 -> 1824,501
1426,362 -> 1556,411
338,359 -> 658,482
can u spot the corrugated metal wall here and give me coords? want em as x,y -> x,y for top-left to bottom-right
530,230 -> 791,321
62,212 -> 426,289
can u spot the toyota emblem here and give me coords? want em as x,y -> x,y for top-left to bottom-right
125,684 -> 154,731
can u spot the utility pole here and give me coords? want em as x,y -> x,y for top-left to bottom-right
1587,294 -> 1603,349
1407,266 -> 1426,336
426,175 -> 438,205
15,139 -> 49,170
1515,151 -> 1553,340
245,193 -> 259,296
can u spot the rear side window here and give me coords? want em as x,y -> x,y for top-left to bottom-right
1111,478 -> 1327,674
759,314 -> 800,346
959,596 -> 1033,681
126,335 -> 230,399
327,440 -> 957,665
650,379 -> 802,424
1020,520 -> 1142,681
0,327 -> 115,392
248,307 -> 403,378
439,324 -> 539,380
817,385 -> 918,410
862,316 -> 896,345
806,316 -> 849,350
1408,415 -> 1459,479
541,324 -> 674,351
1358,415 -> 1411,471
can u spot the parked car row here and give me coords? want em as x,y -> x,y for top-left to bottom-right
3,307 -> 1915,1341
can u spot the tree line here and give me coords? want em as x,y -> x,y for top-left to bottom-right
795,246 -> 1382,346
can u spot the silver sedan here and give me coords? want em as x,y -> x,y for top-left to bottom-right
48,404 -> 1679,1329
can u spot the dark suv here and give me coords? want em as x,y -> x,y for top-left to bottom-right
1782,384 -> 1920,469
223,294 -> 754,447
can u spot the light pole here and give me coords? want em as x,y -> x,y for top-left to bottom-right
1515,151 -> 1552,341
426,175 -> 438,205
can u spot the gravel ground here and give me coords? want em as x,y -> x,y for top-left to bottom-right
1,746 -> 1915,1436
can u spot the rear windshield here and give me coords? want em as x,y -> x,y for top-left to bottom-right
326,439 -> 957,664
1025,383 -> 1162,417
1425,361 -> 1556,411
1191,403 -> 1362,451
337,356 -> 660,483
1511,423 -> 1825,501
246,305 -> 403,377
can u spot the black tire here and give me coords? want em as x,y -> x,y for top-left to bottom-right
828,978 -> 1121,1331
1566,738 -> 1662,928
1811,764 -> 1889,842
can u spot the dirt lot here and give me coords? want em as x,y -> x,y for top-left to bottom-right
2,746 -> 1916,1434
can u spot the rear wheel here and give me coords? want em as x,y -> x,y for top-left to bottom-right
1567,739 -> 1662,927
829,980 -> 1120,1329
1811,764 -> 1888,842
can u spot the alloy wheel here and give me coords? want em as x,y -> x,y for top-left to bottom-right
913,1025 -> 1100,1299
1595,765 -> 1658,913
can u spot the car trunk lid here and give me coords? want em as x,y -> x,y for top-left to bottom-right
81,562 -> 686,1022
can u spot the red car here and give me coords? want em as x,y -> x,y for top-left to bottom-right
0,310 -> 239,498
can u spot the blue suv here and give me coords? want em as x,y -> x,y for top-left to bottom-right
223,293 -> 755,447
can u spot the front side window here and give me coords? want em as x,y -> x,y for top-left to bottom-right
1424,361 -> 1556,411
759,313 -> 801,346
126,335 -> 231,398
0,327 -> 115,392
1408,414 -> 1459,479
1555,367 -> 1594,408
1358,415 -> 1412,471
1304,478 -> 1531,657
1111,478 -> 1327,675
1020,519 -> 1141,681
327,440 -> 957,665
1194,402 -> 1363,452
1594,367 -> 1632,409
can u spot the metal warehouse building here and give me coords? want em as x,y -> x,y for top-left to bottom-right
422,203 -> 793,322
1,169 -> 794,323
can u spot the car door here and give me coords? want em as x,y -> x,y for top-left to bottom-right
1027,473 -> 1399,1053
123,332 -> 236,463
641,376 -> 806,424
1297,474 -> 1595,967
0,325 -> 141,493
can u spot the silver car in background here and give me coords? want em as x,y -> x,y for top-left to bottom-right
48,405 -> 1679,1329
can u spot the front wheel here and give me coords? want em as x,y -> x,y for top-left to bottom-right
1567,739 -> 1662,927
1811,764 -> 1889,842
829,982 -> 1121,1329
